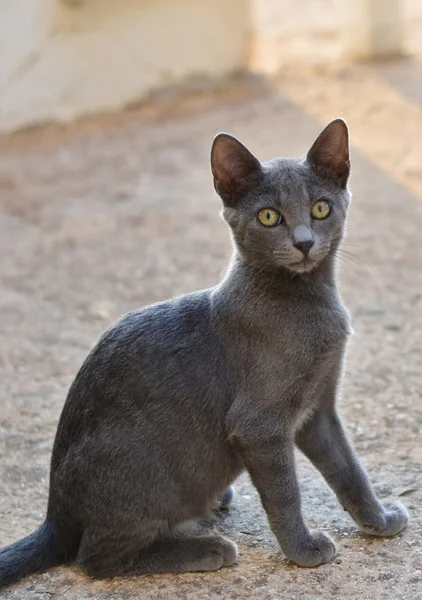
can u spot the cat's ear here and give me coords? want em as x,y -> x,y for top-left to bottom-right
306,119 -> 350,187
211,133 -> 262,204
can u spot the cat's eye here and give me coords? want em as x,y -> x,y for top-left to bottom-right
258,208 -> 282,227
311,200 -> 331,220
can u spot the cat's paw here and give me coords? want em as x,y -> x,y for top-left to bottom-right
208,536 -> 238,568
219,485 -> 235,511
360,501 -> 408,537
285,531 -> 337,568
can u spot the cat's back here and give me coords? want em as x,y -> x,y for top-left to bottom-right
98,289 -> 215,361
54,289 -> 229,441
74,288 -> 223,393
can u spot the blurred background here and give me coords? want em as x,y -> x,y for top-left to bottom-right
1,2 -> 422,599
1,0 -> 422,131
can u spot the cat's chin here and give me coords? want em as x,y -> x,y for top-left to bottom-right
285,259 -> 320,275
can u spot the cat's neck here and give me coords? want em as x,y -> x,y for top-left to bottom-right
219,252 -> 339,303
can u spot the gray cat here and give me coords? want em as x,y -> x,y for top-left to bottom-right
0,119 -> 408,588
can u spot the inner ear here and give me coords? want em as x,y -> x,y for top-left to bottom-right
211,133 -> 261,203
307,119 -> 350,186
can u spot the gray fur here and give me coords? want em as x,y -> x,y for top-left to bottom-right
0,119 -> 407,588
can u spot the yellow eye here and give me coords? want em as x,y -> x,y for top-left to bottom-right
258,208 -> 281,227
311,200 -> 331,220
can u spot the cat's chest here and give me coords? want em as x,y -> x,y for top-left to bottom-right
277,298 -> 347,345
235,305 -> 349,424
247,300 -> 350,376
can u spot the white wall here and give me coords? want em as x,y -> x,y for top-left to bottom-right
0,0 -> 251,133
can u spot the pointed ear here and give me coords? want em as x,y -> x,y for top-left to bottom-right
211,133 -> 262,203
307,119 -> 350,186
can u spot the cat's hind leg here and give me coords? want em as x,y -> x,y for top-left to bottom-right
133,534 -> 237,575
77,526 -> 146,579
77,529 -> 237,579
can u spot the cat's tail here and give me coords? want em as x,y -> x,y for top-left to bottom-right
0,521 -> 66,589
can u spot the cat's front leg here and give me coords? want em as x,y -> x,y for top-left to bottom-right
296,408 -> 408,537
227,406 -> 336,567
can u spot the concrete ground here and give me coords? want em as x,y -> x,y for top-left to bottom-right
1,62 -> 422,600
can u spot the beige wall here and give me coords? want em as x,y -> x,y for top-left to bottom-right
0,0 -> 251,133
342,0 -> 403,59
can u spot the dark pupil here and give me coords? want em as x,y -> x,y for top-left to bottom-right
318,204 -> 323,212
266,212 -> 271,220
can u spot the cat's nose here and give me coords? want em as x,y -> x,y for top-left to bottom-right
294,239 -> 314,257
293,225 -> 314,257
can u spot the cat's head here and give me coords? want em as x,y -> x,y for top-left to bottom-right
211,119 -> 351,275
